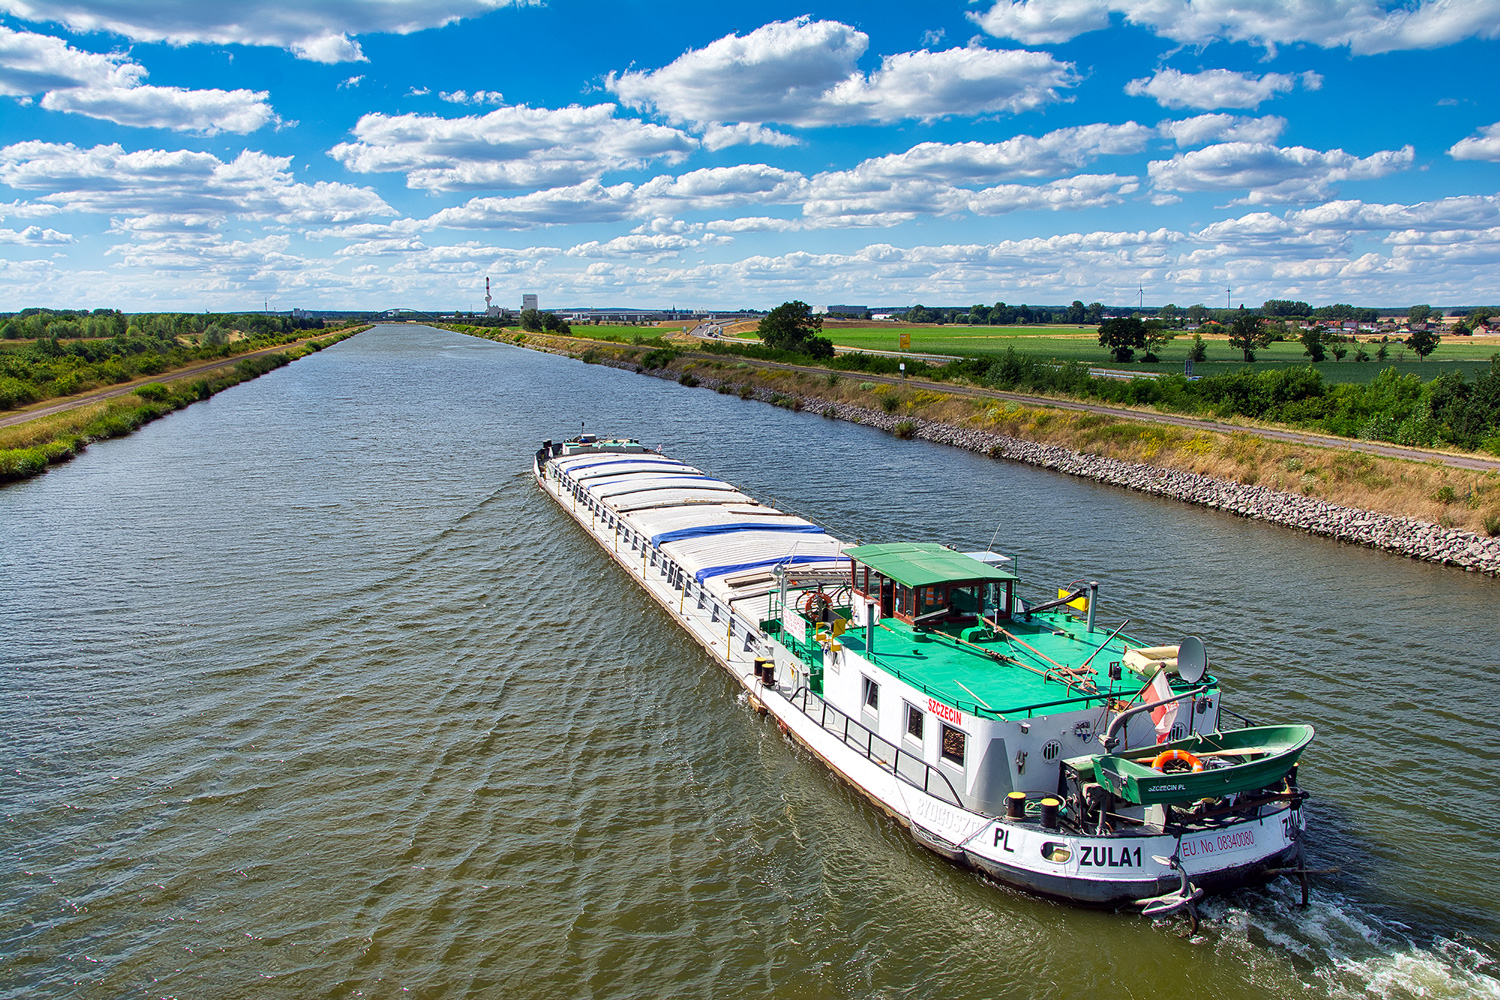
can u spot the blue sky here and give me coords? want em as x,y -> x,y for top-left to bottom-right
1,0 -> 1497,312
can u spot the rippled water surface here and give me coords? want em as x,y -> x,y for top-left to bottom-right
4,325 -> 1499,998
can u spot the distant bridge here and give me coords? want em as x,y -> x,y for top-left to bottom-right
377,307 -> 437,320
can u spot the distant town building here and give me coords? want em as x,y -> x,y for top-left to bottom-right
814,304 -> 868,319
522,293 -> 538,311
484,277 -> 503,318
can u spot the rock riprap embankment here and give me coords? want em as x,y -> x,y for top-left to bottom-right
649,367 -> 1500,577
510,337 -> 1500,577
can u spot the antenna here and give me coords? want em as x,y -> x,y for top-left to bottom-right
986,518 -> 1004,556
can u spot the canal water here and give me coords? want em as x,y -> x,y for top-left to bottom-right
3,324 -> 1498,999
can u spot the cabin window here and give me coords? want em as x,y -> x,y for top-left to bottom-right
950,585 -> 980,617
940,724 -> 966,767
861,676 -> 879,713
917,585 -> 944,617
904,704 -> 924,743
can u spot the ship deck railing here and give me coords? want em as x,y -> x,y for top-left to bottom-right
774,616 -> 1128,723
785,685 -> 965,808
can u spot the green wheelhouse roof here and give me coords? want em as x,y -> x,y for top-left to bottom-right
844,542 -> 1017,588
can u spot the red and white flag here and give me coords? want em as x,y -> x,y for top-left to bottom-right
1148,669 -> 1178,744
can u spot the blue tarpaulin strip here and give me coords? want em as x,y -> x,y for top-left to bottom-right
601,475 -> 717,492
652,523 -> 823,547
695,553 -> 849,584
566,457 -> 685,472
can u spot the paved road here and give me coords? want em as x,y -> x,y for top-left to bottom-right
0,334 -> 341,430
727,354 -> 1500,473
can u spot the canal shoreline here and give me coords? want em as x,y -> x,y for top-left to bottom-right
532,337 -> 1500,576
0,326 -> 369,484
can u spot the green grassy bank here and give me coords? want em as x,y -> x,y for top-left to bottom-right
0,327 -> 367,485
440,323 -> 1500,536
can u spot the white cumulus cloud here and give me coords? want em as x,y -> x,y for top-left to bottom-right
969,0 -> 1112,44
0,25 -> 276,133
635,165 -> 807,211
1159,114 -> 1286,147
1449,122 -> 1500,161
0,23 -> 141,94
700,123 -> 799,151
833,123 -> 1155,186
0,0 -> 524,62
565,233 -> 727,264
1285,195 -> 1500,232
607,17 -> 1077,128
0,224 -> 74,245
328,104 -> 697,191
40,84 -> 275,134
1125,68 -> 1320,110
972,0 -> 1500,54
439,90 -> 504,105
0,141 -> 393,225
1149,141 -> 1415,204
822,45 -> 1081,123
426,181 -> 642,230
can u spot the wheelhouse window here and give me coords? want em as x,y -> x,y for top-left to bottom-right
949,585 -> 981,617
940,724 -> 966,767
904,704 -> 924,743
861,676 -> 879,713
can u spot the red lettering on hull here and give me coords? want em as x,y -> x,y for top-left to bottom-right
927,698 -> 963,726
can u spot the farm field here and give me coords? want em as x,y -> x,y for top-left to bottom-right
570,322 -> 686,340
816,325 -> 1500,386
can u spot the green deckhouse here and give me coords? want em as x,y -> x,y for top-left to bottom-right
844,542 -> 1017,627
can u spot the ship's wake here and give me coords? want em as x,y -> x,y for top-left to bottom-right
1191,881 -> 1500,998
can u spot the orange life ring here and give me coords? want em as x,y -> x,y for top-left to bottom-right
1151,749 -> 1205,773
800,592 -> 832,617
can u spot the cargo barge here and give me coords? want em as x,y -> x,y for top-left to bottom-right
535,435 -> 1314,921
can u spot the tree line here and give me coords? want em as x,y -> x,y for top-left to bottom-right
740,301 -> 1500,455
887,299 -> 1493,330
0,316 -> 322,410
1,308 -> 325,342
941,350 -> 1500,454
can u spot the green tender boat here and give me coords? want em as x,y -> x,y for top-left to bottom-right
1089,725 -> 1315,806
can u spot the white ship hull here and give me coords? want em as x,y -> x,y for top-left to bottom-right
535,442 -> 1305,908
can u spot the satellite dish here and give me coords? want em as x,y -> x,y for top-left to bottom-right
1177,636 -> 1208,684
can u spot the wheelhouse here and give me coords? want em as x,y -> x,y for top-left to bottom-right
845,542 -> 1017,627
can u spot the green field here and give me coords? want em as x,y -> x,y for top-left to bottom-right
573,322 -> 682,340
818,325 -> 1500,385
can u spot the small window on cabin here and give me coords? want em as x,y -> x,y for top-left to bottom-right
940,724 -> 966,767
905,704 -> 924,742
861,676 -> 879,713
917,585 -> 944,617
950,585 -> 979,616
